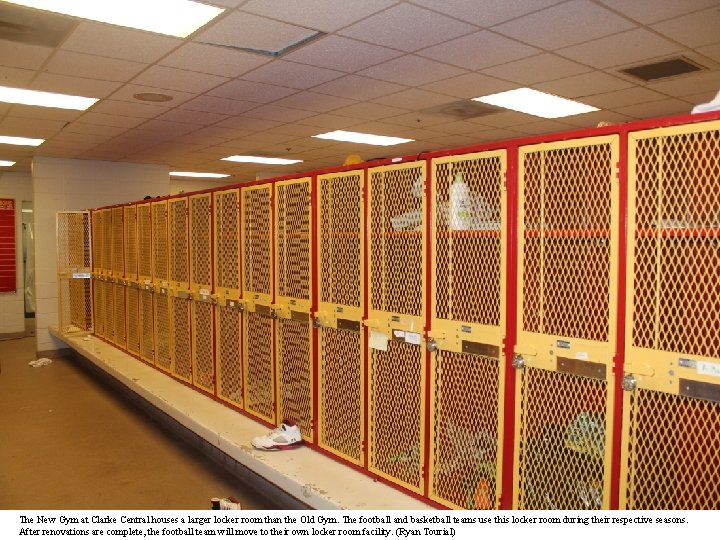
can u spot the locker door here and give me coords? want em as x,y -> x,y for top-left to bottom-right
316,170 -> 364,466
56,211 -> 92,334
91,210 -> 104,339
111,206 -> 126,350
124,204 -> 141,357
513,136 -> 619,509
428,151 -> 507,509
241,184 -> 275,424
169,196 -> 192,383
366,161 -> 426,495
622,120 -> 720,509
214,188 -> 243,408
190,193 -> 215,394
137,202 -> 155,364
101,208 -> 114,343
274,177 -> 313,441
152,200 -> 172,372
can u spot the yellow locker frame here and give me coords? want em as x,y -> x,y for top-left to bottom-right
366,161 -> 427,495
168,196 -> 192,383
428,151 -> 507,509
316,170 -> 366,466
241,184 -> 275,425
274,177 -> 313,441
513,135 -> 620,509
621,120 -> 720,509
100,208 -> 114,343
111,206 -> 127,350
189,192 -> 215,394
124,204 -> 141,357
151,200 -> 172,373
213,188 -> 243,409
137,202 -> 155,364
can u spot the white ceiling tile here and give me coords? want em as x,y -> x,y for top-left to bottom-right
652,6 -> 720,47
614,98 -> 694,118
418,31 -> 540,70
264,124 -> 325,138
75,112 -> 147,129
131,66 -> 229,94
156,108 -> 229,126
467,111 -> 534,128
182,96 -> 258,115
242,105 -> 318,123
0,41 -> 53,70
372,88 -> 457,109
560,110 -> 635,128
557,29 -> 685,70
272,92 -> 358,113
52,131 -> 113,145
0,117 -> 67,138
384,112 -> 455,128
313,75 -> 406,100
410,0 -> 565,27
195,11 -> 318,53
598,0 -> 719,25
646,70 -> 720,98
338,4 -> 477,52
482,53 -> 591,85
29,73 -> 122,99
296,114 -> 365,130
107,84 -> 197,108
358,55 -> 467,86
241,0 -> 398,32
0,66 -> 36,87
332,102 -> 407,121
241,60 -> 344,90
161,42 -> 270,78
697,42 -> 720,64
44,50 -> 147,82
7,104 -> 82,122
492,0 -> 637,50
63,123 -> 129,138
421,73 -> 514,99
207,79 -> 298,103
583,87 -> 670,109
60,22 -> 181,63
535,71 -> 635,98
132,120 -> 199,137
283,36 -> 404,72
90,100 -> 169,119
215,117 -> 284,131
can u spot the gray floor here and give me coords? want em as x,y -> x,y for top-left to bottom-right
0,332 -> 277,510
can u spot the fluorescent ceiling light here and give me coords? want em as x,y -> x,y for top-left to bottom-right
313,130 -> 414,146
0,160 -> 16,166
222,155 -> 303,165
0,86 -> 98,111
473,88 -> 599,119
4,0 -> 224,38
0,135 -> 44,146
170,171 -> 230,178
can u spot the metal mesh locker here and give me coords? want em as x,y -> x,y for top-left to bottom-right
57,211 -> 92,334
214,188 -> 243,408
316,170 -> 364,465
428,151 -> 507,509
622,120 -> 720,509
514,136 -> 619,509
91,210 -> 104,339
190,193 -> 215,394
275,178 -> 313,440
111,207 -> 126,349
137,203 -> 154,364
169,196 -> 191,383
152,200 -> 171,372
367,162 -> 426,494
124,205 -> 140,356
241,185 -> 275,424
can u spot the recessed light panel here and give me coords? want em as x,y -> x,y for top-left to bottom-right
0,85 -> 98,110
221,155 -> 303,165
473,88 -> 599,119
313,130 -> 414,146
4,0 -> 224,38
0,160 -> 16,166
0,135 -> 44,146
170,171 -> 229,178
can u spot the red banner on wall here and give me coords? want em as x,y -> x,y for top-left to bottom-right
0,198 -> 16,293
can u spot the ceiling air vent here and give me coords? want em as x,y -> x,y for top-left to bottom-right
0,3 -> 77,48
620,57 -> 705,82
424,100 -> 501,120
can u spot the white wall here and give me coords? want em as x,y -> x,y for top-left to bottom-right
169,178 -> 235,195
32,156 -> 169,354
0,171 -> 33,335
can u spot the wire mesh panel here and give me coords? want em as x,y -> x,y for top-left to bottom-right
111,207 -> 123,278
241,185 -> 275,424
126,285 -> 140,356
214,189 -> 242,408
169,197 -> 189,291
514,136 -> 619,509
91,211 -> 104,338
155,292 -> 172,372
57,211 -> 92,334
171,296 -> 192,382
101,208 -> 112,276
152,201 -> 171,371
137,203 -> 154,363
316,171 -> 364,465
152,201 -> 169,286
367,162 -> 426,494
110,207 -> 126,348
190,193 -> 215,394
112,282 -> 126,349
428,147 -> 507,509
275,178 -> 313,440
100,209 -> 114,342
138,203 -> 152,283
139,289 -> 154,363
622,120 -> 720,509
124,205 -> 140,356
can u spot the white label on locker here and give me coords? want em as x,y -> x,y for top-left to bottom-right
369,330 -> 388,352
144,279 -> 151,285
697,361 -> 720,378
200,288 -> 210,296
72,272 -> 91,279
461,325 -> 472,333
405,332 -> 421,345
336,307 -> 343,313
576,351 -> 588,360
393,330 -> 405,339
678,358 -> 697,369
556,340 -> 571,349
290,299 -> 296,305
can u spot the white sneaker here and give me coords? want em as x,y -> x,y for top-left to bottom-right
252,419 -> 303,451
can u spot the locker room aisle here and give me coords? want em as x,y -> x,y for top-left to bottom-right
0,336 -> 277,510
